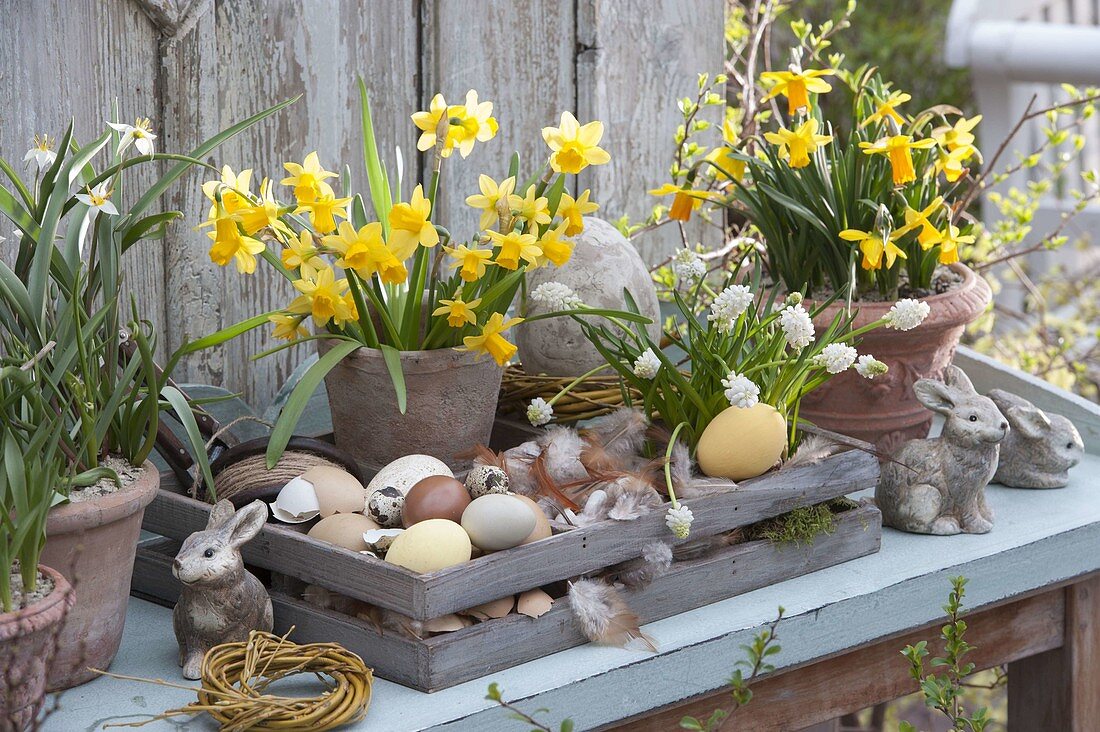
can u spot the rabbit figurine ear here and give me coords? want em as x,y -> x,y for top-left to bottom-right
913,378 -> 957,415
206,499 -> 237,530
942,365 -> 976,394
1006,404 -> 1051,440
223,500 -> 269,549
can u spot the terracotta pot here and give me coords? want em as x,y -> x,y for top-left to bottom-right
319,341 -> 504,472
798,263 -> 992,453
39,462 -> 158,690
0,565 -> 74,731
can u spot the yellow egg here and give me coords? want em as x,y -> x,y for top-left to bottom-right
696,403 -> 787,481
384,519 -> 472,574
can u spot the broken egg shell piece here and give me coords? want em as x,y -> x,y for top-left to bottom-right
300,465 -> 367,517
517,589 -> 554,618
269,476 -> 321,523
423,613 -> 472,634
362,528 -> 404,555
460,595 -> 515,621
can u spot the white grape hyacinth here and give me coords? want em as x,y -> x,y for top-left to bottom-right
665,504 -> 694,539
722,372 -> 760,408
855,354 -> 889,379
708,284 -> 754,333
813,343 -> 858,374
779,303 -> 815,350
526,397 -> 554,427
671,248 -> 706,287
633,348 -> 661,379
885,298 -> 931,331
530,282 -> 583,311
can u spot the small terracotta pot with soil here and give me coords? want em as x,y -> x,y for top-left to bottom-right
0,565 -> 74,731
38,461 -> 159,690
798,263 -> 992,454
319,341 -> 504,473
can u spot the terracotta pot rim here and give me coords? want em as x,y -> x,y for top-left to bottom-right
0,564 -> 74,641
46,460 -> 159,536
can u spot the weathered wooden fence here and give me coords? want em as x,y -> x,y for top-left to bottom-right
0,0 -> 724,408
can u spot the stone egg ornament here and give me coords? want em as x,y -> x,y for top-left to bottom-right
461,494 -> 537,551
384,519 -> 472,574
696,403 -> 788,481
366,486 -> 405,528
367,454 -> 454,496
464,464 -> 510,499
307,513 -> 380,551
403,475 -> 471,527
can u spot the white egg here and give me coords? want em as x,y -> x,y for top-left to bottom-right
367,454 -> 454,496
269,476 -> 320,523
461,494 -> 537,551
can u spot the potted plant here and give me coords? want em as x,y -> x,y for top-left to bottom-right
0,102 -> 290,688
196,80 -> 630,471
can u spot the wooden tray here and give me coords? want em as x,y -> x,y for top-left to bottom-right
133,503 -> 882,692
141,449 -> 879,620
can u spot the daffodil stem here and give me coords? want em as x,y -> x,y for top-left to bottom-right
547,364 -> 611,408
665,421 -> 687,509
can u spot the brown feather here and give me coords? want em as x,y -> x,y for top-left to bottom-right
531,451 -> 581,512
568,578 -> 656,651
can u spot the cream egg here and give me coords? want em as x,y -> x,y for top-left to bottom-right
307,513 -> 380,551
299,465 -> 366,517
461,494 -> 537,551
367,454 -> 454,496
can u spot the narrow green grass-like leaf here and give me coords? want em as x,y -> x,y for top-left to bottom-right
162,385 -> 217,498
379,343 -> 407,414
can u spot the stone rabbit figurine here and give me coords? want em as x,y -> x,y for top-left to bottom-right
877,366 -> 1008,535
172,499 -> 273,679
989,389 -> 1083,488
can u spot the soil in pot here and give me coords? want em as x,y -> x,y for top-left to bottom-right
0,565 -> 74,731
39,460 -> 159,691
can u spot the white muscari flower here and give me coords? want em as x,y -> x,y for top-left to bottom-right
633,348 -> 661,379
784,291 -> 804,306
23,134 -> 56,173
530,281 -> 583,311
671,248 -> 706,286
108,117 -> 156,157
722,371 -> 760,408
708,284 -> 753,332
813,343 -> 858,374
779,304 -> 815,350
665,504 -> 694,539
75,183 -> 119,216
885,298 -> 930,331
855,354 -> 889,379
526,397 -> 553,426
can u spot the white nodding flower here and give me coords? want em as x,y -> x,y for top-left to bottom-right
526,397 -> 554,427
108,117 -> 156,157
633,348 -> 661,379
530,282 -> 583,311
722,371 -> 760,408
885,298 -> 930,331
813,343 -> 858,374
855,354 -> 889,379
671,248 -> 706,287
779,304 -> 815,350
23,134 -> 56,173
708,284 -> 754,333
665,504 -> 694,539
75,183 -> 119,216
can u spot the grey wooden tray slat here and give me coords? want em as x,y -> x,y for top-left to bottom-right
142,449 -> 879,620
132,504 -> 882,692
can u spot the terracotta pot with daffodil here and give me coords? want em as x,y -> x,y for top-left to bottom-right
194,79 -> 627,471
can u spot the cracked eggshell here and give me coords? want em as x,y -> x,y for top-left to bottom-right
269,476 -> 320,523
367,454 -> 454,496
362,528 -> 404,555
514,495 -> 553,545
423,614 -> 471,634
460,596 -> 515,621
366,486 -> 405,528
384,519 -> 472,573
517,589 -> 554,618
299,465 -> 367,517
307,513 -> 379,551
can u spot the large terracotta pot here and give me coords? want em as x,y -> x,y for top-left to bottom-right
39,462 -> 158,690
0,565 -> 74,731
319,341 -> 504,472
799,263 -> 992,453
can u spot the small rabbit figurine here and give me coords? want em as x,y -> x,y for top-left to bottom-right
172,499 -> 273,679
877,366 -> 1008,535
989,389 -> 1083,488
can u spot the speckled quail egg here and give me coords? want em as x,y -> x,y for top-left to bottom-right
464,465 -> 510,499
366,486 -> 405,528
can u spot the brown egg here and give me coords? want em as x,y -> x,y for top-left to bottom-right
402,475 -> 472,527
514,495 -> 553,545
307,513 -> 380,551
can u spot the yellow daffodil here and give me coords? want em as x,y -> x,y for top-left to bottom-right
933,144 -> 978,182
934,115 -> 982,151
486,230 -> 542,270
764,119 -> 833,169
412,93 -> 455,157
281,230 -> 325,277
704,113 -> 746,180
288,266 -> 356,327
840,228 -> 907,271
891,197 -> 945,249
295,182 -> 351,234
541,112 -> 611,174
448,90 -> 499,158
936,224 -> 975,265
557,189 -> 598,235
445,244 -> 495,282
648,183 -> 716,222
860,134 -> 936,186
536,222 -> 574,267
760,67 -> 835,115
432,294 -> 482,328
202,202 -> 265,274
238,178 -> 285,235
281,152 -> 338,204
466,175 -> 516,231
508,185 -> 551,228
202,165 -> 253,214
324,221 -> 407,285
460,312 -> 524,366
270,313 -> 309,341
860,91 -> 911,128
388,184 -> 438,259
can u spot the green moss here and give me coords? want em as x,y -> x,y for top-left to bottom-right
746,498 -> 857,547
